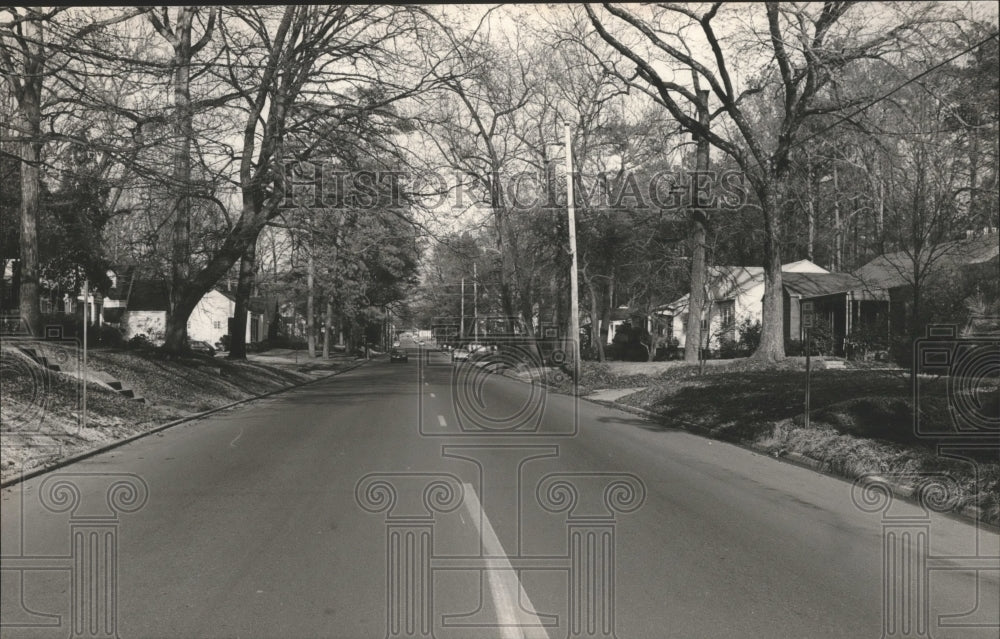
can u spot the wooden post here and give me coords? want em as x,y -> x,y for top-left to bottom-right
802,301 -> 813,429
82,279 -> 87,431
805,327 -> 811,429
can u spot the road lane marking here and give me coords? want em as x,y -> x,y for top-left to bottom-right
437,415 -> 447,428
461,482 -> 550,639
430,392 -> 436,398
229,429 -> 244,448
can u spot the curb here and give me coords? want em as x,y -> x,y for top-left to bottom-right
582,394 -> 997,532
1,358 -> 375,490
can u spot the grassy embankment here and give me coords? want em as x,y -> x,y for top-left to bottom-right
0,344 -> 356,481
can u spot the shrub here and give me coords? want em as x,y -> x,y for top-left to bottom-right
127,333 -> 153,350
717,337 -> 741,359
846,317 -> 889,360
807,316 -> 835,356
580,341 -> 600,361
262,334 -> 308,350
91,324 -> 124,348
785,339 -> 805,356
890,335 -> 914,369
219,334 -> 232,351
737,318 -> 762,354
786,317 -> 835,356
653,337 -> 681,361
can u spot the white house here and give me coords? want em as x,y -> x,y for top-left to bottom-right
187,289 -> 259,346
103,275 -> 260,347
604,306 -> 640,345
658,259 -> 829,349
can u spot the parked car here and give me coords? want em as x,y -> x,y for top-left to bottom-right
390,348 -> 409,363
189,340 -> 216,357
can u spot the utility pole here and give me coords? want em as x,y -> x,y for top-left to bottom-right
565,123 -> 580,380
473,262 -> 478,345
460,277 -> 465,344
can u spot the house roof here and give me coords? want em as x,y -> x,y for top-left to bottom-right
103,275 -> 268,315
248,296 -> 270,315
116,279 -> 170,311
854,232 -> 999,290
657,259 -> 829,312
782,259 -> 831,274
609,306 -> 638,321
782,271 -> 886,299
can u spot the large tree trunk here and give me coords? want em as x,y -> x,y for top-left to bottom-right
832,162 -> 842,271
228,237 -> 257,360
153,7 -> 219,355
806,152 -> 816,262
646,319 -> 658,362
160,6 -> 299,354
752,184 -> 785,361
684,89 -> 711,363
683,218 -> 707,363
162,219 -> 261,352
17,17 -> 43,337
150,7 -> 207,354
169,11 -> 194,352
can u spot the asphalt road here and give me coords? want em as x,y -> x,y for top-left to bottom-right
2,345 -> 998,638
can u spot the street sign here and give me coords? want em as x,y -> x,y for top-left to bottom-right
802,301 -> 814,329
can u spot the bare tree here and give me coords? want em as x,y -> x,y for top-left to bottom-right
1,7 -> 148,335
149,6 -> 217,352
585,2 -> 942,360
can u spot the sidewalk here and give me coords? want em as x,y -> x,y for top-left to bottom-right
584,387 -> 644,402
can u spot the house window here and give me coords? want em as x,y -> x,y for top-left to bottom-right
213,320 -> 222,329
718,300 -> 736,341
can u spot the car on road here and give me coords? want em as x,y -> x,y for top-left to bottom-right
389,348 -> 408,363
189,340 -> 216,357
451,346 -> 470,363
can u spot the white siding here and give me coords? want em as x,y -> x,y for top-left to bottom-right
187,290 -> 253,346
123,311 -> 167,344
664,259 -> 827,350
